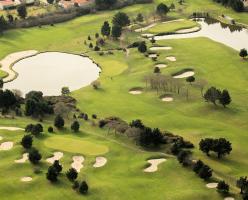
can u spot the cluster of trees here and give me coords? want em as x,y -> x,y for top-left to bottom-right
25,123 -> 43,137
25,91 -> 53,118
100,12 -> 130,40
47,161 -> 89,194
0,89 -> 21,114
240,48 -> 248,59
193,160 -> 213,180
156,3 -> 170,18
212,0 -> 244,12
204,87 -> 231,107
237,176 -> 248,199
54,114 -> 80,132
28,148 -> 42,164
199,138 -> 232,158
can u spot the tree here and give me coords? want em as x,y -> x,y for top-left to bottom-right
21,135 -> 33,149
101,21 -> 111,37
193,160 -> 204,174
219,90 -> 231,108
48,126 -> 54,133
170,3 -> 175,10
217,181 -> 229,194
66,168 -> 78,182
112,12 -> 130,27
94,46 -> 100,51
156,3 -> 170,18
31,124 -> 43,136
198,165 -> 212,180
138,41 -> 147,53
177,150 -> 191,166
28,148 -> 42,164
79,181 -> 89,194
17,4 -> 27,19
186,76 -> 195,85
71,121 -> 80,132
47,0 -> 54,4
199,138 -> 214,156
52,160 -> 62,173
130,119 -> 144,129
46,166 -> 58,182
7,14 -> 14,23
0,15 -> 7,34
136,13 -> 144,22
0,78 -> 3,89
237,177 -> 248,194
213,138 -> 232,159
204,87 -> 221,105
111,25 -> 122,39
154,67 -> 160,74
61,87 -> 70,95
95,0 -> 117,10
239,48 -> 247,59
54,115 -> 64,129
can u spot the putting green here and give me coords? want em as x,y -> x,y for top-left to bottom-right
44,136 -> 109,155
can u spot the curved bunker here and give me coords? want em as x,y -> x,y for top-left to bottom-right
172,69 -> 195,79
150,46 -> 172,51
4,52 -> 101,96
160,94 -> 173,102
129,87 -> 143,95
144,158 -> 167,172
155,63 -> 167,68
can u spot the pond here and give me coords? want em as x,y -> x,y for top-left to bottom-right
4,52 -> 101,96
154,18 -> 248,51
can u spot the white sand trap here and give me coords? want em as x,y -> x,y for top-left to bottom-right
0,141 -> 13,150
144,158 -> 167,173
20,177 -> 32,182
206,183 -> 218,189
93,156 -> 107,168
0,127 -> 24,131
141,33 -> 154,37
15,153 -> 29,163
161,97 -> 173,102
162,19 -> 184,24
129,90 -> 143,95
71,156 -> 84,172
224,197 -> 235,200
135,23 -> 157,32
173,71 -> 195,79
46,152 -> 63,164
166,56 -> 176,62
0,50 -> 38,82
148,54 -> 158,58
176,26 -> 200,34
150,47 -> 172,51
155,64 -> 167,68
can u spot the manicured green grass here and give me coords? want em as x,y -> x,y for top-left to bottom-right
44,135 -> 109,155
0,69 -> 8,78
147,20 -> 198,34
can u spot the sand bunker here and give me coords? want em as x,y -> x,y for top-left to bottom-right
166,56 -> 176,62
155,64 -> 167,68
0,127 -> 24,131
0,50 -> 38,82
71,156 -> 84,172
46,152 -> 63,164
93,156 -> 107,168
176,26 -> 200,34
141,33 -> 154,37
15,153 -> 29,163
162,19 -> 185,24
148,54 -> 158,58
173,71 -> 195,79
150,47 -> 172,51
161,97 -> 173,102
129,90 -> 143,95
144,158 -> 167,173
135,23 -> 157,32
20,177 -> 32,182
206,183 -> 218,189
0,141 -> 13,150
224,197 -> 235,200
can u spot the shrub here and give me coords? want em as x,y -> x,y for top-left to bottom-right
54,115 -> 64,129
66,168 -> 78,182
28,148 -> 42,164
21,135 -> 33,149
71,121 -> 80,132
48,126 -> 54,133
79,181 -> 89,194
217,180 -> 229,194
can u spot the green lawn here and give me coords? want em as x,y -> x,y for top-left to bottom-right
44,135 -> 109,155
0,0 -> 248,199
147,20 -> 198,34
